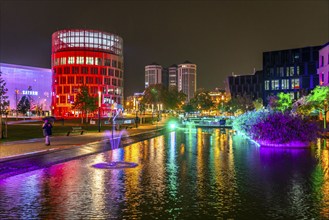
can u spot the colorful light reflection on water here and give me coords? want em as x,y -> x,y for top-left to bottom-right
0,128 -> 329,219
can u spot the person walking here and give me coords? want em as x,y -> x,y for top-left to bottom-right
42,119 -> 53,146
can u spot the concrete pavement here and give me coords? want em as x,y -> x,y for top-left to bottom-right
0,122 -> 165,162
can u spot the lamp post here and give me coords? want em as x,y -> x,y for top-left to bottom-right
324,100 -> 328,130
98,91 -> 101,132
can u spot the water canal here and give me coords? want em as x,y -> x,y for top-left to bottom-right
0,128 -> 329,219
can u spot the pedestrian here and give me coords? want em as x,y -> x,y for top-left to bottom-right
42,119 -> 53,146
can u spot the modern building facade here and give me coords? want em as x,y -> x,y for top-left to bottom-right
0,63 -> 52,114
318,42 -> 329,86
228,70 -> 263,100
144,63 -> 163,88
51,29 -> 124,117
168,64 -> 178,88
263,45 -> 321,104
178,61 -> 197,101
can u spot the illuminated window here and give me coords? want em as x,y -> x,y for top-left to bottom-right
76,56 -> 84,64
95,58 -> 102,65
68,57 -> 75,64
265,80 -> 270,90
281,79 -> 289,90
60,57 -> 66,65
54,58 -> 59,66
86,57 -> 94,65
290,67 -> 294,76
296,66 -> 300,75
291,78 -> 300,89
271,80 -> 279,90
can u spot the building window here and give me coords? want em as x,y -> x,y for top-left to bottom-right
280,67 -> 284,77
64,67 -> 70,74
112,60 -> 117,68
68,57 -> 75,64
321,56 -> 324,67
86,57 -> 94,65
76,56 -> 84,64
91,68 -> 98,74
95,58 -> 102,65
82,67 -> 88,74
296,66 -> 300,75
104,59 -> 111,66
60,76 -> 66,84
281,79 -> 289,90
72,67 -> 79,74
76,76 -> 84,84
115,70 -> 120,77
108,69 -> 114,76
101,68 -> 107,75
95,77 -> 101,84
271,80 -> 279,90
60,57 -> 66,65
60,96 -> 66,104
64,86 -> 70,93
86,77 -> 94,84
112,78 -> 117,86
68,76 -> 74,84
290,67 -> 294,76
291,78 -> 300,89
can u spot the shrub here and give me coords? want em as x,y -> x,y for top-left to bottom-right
249,112 -> 319,144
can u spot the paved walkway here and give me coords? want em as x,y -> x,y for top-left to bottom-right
0,122 -> 164,162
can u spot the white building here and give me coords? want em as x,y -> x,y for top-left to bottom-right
178,61 -> 197,101
318,42 -> 329,86
145,63 -> 163,88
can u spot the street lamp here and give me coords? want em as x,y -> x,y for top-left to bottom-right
324,99 -> 328,130
98,91 -> 101,132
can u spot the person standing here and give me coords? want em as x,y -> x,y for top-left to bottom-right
42,119 -> 53,146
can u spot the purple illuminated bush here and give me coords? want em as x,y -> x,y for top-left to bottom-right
250,112 -> 319,144
234,111 -> 319,145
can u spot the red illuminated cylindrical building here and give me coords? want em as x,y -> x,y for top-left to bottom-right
51,29 -> 124,117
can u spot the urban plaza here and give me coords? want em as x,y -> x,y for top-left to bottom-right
0,1 -> 329,219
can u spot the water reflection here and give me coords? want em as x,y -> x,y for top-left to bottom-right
1,130 -> 329,218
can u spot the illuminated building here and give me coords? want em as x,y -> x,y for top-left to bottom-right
178,60 -> 197,101
318,42 -> 329,86
51,29 -> 124,117
263,45 -> 321,104
0,63 -> 52,114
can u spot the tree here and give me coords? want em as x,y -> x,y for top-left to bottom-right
303,86 -> 329,129
164,86 -> 187,110
141,84 -> 167,111
224,95 -> 254,115
253,98 -> 264,111
276,92 -> 293,112
72,86 -> 97,124
17,96 -> 30,116
0,71 -> 9,138
189,89 -> 214,113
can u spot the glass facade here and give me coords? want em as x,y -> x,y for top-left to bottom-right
0,63 -> 52,112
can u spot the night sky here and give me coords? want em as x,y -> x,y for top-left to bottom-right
1,1 -> 328,97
